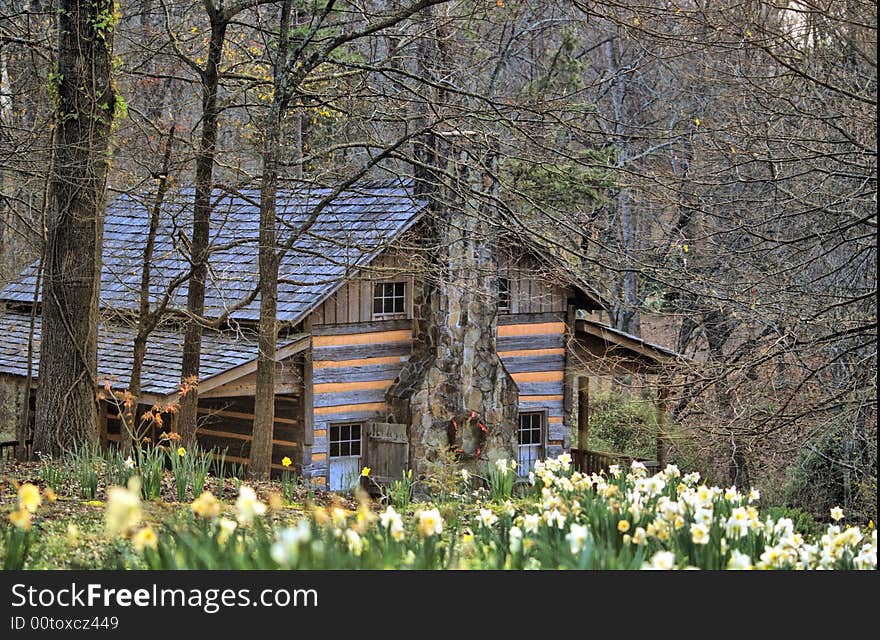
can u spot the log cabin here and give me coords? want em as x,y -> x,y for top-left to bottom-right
0,179 -> 681,489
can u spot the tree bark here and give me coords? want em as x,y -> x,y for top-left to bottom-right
33,0 -> 117,457
603,37 -> 639,337
250,0 -> 292,480
177,12 -> 228,447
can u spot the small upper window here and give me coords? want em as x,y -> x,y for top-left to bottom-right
373,282 -> 406,317
498,277 -> 511,312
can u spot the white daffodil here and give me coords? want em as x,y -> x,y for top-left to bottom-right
508,526 -> 523,554
690,522 -> 711,545
478,508 -> 499,528
645,551 -> 676,570
727,549 -> 753,570
566,523 -> 589,555
105,478 -> 142,537
523,513 -> 541,534
417,508 -> 443,538
235,485 -> 267,524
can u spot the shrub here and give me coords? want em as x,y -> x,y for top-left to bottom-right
586,390 -> 659,458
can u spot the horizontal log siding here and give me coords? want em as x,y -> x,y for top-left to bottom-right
306,322 -> 413,486
499,316 -> 568,458
195,394 -> 304,474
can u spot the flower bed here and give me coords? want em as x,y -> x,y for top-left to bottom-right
3,454 -> 876,570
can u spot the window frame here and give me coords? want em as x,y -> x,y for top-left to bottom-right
516,410 -> 546,475
497,276 -> 511,313
329,422 -> 363,459
371,281 -> 407,319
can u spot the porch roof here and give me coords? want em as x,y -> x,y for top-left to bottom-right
573,318 -> 685,374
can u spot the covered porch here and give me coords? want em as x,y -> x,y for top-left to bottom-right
567,317 -> 684,475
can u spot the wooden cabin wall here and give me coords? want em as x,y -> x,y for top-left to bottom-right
304,320 -> 412,487
498,254 -> 569,315
497,252 -> 573,458
498,312 -> 569,459
310,250 -> 416,325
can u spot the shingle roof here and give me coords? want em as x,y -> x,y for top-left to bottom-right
0,309 -> 293,396
1,180 -> 427,324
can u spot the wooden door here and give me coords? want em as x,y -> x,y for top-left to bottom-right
364,422 -> 409,485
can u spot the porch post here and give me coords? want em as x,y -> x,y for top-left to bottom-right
577,376 -> 589,450
562,304 -> 577,451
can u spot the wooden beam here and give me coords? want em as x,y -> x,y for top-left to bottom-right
518,394 -> 564,403
562,303 -> 577,451
498,322 -> 565,337
312,329 -> 411,347
498,348 -> 566,358
98,401 -> 108,451
314,401 -> 386,416
511,371 -> 564,383
313,379 -> 393,394
196,427 -> 298,448
314,355 -> 407,369
195,407 -> 300,426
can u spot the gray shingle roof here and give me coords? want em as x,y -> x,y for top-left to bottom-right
0,309 -> 286,396
1,180 -> 427,324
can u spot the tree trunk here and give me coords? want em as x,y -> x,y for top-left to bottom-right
250,0 -> 291,480
177,14 -> 228,447
33,0 -> 116,457
604,37 -> 639,337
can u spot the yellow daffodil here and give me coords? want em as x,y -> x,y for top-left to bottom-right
9,508 -> 32,531
282,456 -> 292,468
177,447 -> 186,457
105,478 -> 142,537
617,519 -> 631,534
18,483 -> 41,513
268,492 -> 284,511
132,527 -> 158,552
361,466 -> 371,477
191,491 -> 221,518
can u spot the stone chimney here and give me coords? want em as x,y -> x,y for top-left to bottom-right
388,133 -> 519,480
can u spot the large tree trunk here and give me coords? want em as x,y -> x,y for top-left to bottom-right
250,0 -> 292,480
33,0 -> 116,457
177,14 -> 228,447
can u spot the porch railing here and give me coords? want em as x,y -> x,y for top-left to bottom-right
0,439 -> 32,461
570,447 -> 658,476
